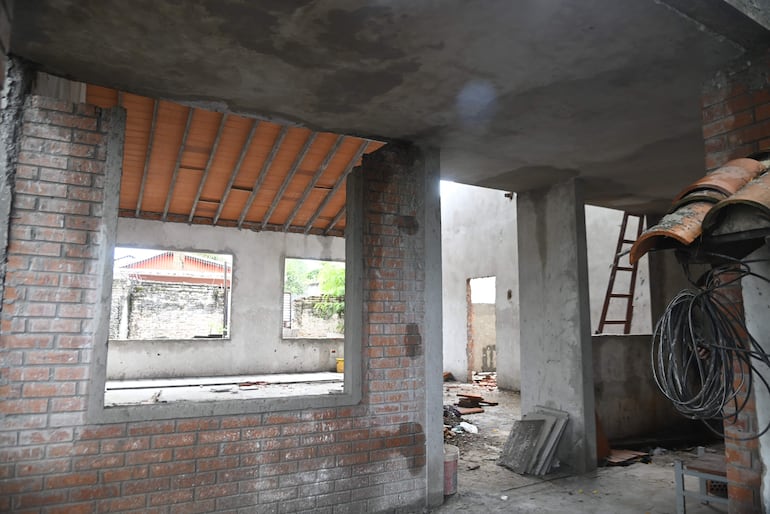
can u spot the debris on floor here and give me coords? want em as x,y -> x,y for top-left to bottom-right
605,449 -> 649,466
498,405 -> 569,476
443,371 -> 456,382
472,371 -> 498,390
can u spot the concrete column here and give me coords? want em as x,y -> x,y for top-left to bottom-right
741,245 -> 770,512
0,57 -> 32,315
516,179 -> 596,473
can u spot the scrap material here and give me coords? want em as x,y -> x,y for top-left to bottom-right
498,405 -> 570,476
498,419 -> 546,474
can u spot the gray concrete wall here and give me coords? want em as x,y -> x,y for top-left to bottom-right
440,182 -> 519,388
107,218 -> 345,379
592,334 -> 695,440
440,183 -> 651,392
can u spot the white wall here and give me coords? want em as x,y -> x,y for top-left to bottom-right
440,182 -> 652,392
107,218 -> 345,379
440,182 -> 519,389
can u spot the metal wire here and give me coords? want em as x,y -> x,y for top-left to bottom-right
651,255 -> 770,440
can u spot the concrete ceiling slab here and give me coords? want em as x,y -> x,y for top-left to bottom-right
11,0 -> 768,213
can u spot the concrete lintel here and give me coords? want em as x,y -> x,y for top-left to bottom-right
516,178 -> 597,474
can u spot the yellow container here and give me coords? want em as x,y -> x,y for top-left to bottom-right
335,358 -> 344,373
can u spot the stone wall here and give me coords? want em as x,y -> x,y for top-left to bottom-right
110,278 -> 227,340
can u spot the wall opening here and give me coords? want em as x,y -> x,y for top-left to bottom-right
110,247 -> 233,340
466,276 -> 497,381
282,258 -> 345,339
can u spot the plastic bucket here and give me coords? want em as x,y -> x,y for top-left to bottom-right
335,358 -> 344,373
444,444 -> 459,495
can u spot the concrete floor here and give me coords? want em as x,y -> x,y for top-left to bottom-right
432,382 -> 727,514
104,372 -> 343,406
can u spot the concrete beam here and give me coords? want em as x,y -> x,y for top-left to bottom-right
516,179 -> 597,474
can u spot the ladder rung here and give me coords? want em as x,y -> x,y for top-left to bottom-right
602,320 -> 628,324
610,294 -> 632,298
615,266 -> 634,271
622,239 -> 636,244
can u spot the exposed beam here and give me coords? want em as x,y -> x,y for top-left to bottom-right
236,126 -> 289,228
213,120 -> 259,225
304,140 -> 370,234
162,107 -> 194,221
324,205 -> 345,235
189,113 -> 227,223
260,132 -> 318,230
135,99 -> 159,216
283,134 -> 344,231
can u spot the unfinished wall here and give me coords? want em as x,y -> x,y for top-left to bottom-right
440,183 -> 518,389
441,183 -> 651,392
109,218 -> 345,379
0,95 -> 439,512
592,335 -> 696,441
701,50 -> 770,514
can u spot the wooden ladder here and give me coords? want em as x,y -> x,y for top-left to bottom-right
596,213 -> 644,334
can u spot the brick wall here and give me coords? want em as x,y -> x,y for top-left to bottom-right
0,96 -> 430,513
702,53 -> 769,514
702,50 -> 770,170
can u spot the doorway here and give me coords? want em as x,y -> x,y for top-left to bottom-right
466,276 -> 497,380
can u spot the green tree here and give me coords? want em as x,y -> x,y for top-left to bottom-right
284,259 -> 310,296
315,262 -> 345,318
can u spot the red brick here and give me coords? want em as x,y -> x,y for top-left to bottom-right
101,465 -> 148,483
198,429 -> 240,444
17,150 -> 68,169
18,428 -> 72,445
173,445 -> 218,460
128,421 -> 174,436
7,240 -> 62,256
23,122 -> 72,141
45,472 -> 97,489
70,484 -> 120,501
152,433 -> 195,448
47,504 -> 93,514
150,460 -> 195,477
56,336 -> 92,349
27,318 -> 81,333
15,490 -> 67,507
1,398 -> 48,414
53,367 -> 88,380
23,382 -> 76,397
122,477 -> 170,495
124,449 -> 173,465
196,455 -> 238,472
77,425 -> 126,440
50,397 -> 87,412
95,495 -> 146,513
149,488 -> 194,505
72,454 -> 124,470
39,167 -> 91,186
70,158 -> 105,174
2,334 -> 54,349
16,459 -> 70,476
195,482 -> 239,500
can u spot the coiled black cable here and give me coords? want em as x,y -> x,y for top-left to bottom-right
651,256 -> 770,440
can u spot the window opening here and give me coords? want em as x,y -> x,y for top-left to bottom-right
283,258 -> 345,339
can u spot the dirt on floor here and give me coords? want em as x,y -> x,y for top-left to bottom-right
429,376 -> 727,514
